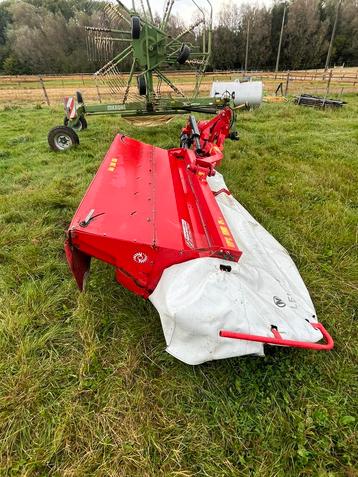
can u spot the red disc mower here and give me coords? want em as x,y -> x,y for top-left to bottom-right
65,107 -> 333,364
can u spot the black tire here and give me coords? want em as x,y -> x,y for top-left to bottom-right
48,126 -> 79,152
131,16 -> 141,39
177,44 -> 190,64
64,116 -> 88,131
229,131 -> 240,141
76,91 -> 84,104
137,75 -> 146,96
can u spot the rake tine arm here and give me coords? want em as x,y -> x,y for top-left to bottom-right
115,0 -> 132,15
192,1 -> 207,53
123,58 -> 136,104
113,2 -> 131,25
192,0 -> 206,21
161,0 -> 174,30
205,0 -> 213,23
146,0 -> 154,22
204,0 -> 213,61
95,45 -> 132,76
85,26 -> 131,35
140,0 -> 148,20
95,37 -> 132,43
154,69 -> 186,98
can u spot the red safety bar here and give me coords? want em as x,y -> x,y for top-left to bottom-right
219,322 -> 334,350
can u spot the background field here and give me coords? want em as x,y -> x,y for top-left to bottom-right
0,67 -> 358,106
0,96 -> 357,476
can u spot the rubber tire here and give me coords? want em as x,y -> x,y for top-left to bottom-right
131,16 -> 141,39
177,44 -> 190,64
64,116 -> 88,131
76,91 -> 84,104
229,131 -> 240,141
48,126 -> 79,152
137,75 -> 146,96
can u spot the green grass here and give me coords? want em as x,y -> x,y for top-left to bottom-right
0,98 -> 357,476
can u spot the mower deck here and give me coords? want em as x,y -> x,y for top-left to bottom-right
65,133 -> 241,298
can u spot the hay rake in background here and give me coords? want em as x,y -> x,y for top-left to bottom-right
48,0 -> 247,151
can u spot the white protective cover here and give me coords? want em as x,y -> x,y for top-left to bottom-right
149,172 -> 322,365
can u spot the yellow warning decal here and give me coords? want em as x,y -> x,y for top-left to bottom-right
225,237 -> 235,248
108,158 -> 118,172
220,226 -> 230,237
217,216 -> 236,249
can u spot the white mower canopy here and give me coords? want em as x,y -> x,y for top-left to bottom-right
150,172 -> 326,365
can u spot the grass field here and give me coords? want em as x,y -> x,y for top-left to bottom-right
0,97 -> 357,476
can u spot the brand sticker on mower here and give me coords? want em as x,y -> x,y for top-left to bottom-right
133,252 -> 148,264
107,105 -> 126,111
181,219 -> 194,249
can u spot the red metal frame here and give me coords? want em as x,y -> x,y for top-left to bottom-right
65,108 -> 241,298
181,108 -> 232,176
219,322 -> 334,350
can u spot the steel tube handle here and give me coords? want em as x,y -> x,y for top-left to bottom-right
219,322 -> 334,351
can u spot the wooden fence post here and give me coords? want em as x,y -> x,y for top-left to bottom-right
284,70 -> 290,96
38,76 -> 50,106
95,77 -> 102,103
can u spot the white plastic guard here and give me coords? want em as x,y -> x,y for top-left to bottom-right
149,172 -> 322,365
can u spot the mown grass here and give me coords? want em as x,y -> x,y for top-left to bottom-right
0,97 -> 357,476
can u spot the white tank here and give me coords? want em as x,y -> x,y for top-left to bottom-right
210,80 -> 263,107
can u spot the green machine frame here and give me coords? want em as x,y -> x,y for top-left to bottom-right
48,0 -> 239,151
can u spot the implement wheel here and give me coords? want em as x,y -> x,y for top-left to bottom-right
131,16 -> 141,39
177,44 -> 190,64
48,126 -> 79,152
137,75 -> 147,96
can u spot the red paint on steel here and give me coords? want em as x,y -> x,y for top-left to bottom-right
65,108 -> 242,298
271,327 -> 282,340
219,322 -> 334,350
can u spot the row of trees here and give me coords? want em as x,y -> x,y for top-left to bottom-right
212,0 -> 358,70
0,0 -> 357,75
